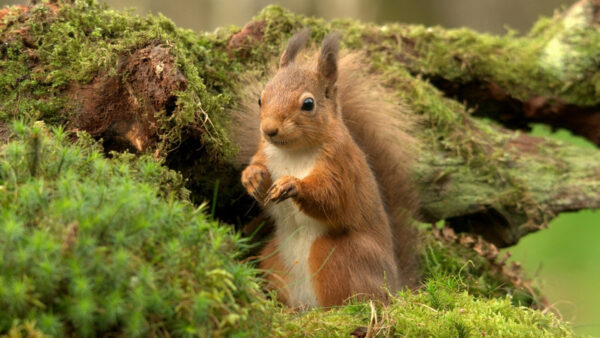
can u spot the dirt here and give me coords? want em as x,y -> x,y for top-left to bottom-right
446,206 -> 516,247
1,5 -> 35,51
0,5 -> 29,24
506,133 -> 545,154
227,20 -> 266,57
69,45 -> 186,153
0,3 -> 59,27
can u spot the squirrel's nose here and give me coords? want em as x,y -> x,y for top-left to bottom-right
261,118 -> 279,137
263,126 -> 278,137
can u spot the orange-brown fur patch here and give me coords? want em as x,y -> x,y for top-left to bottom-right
309,231 -> 397,306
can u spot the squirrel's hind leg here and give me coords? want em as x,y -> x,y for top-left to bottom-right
308,233 -> 397,307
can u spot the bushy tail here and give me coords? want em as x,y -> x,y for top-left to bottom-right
227,69 -> 265,168
228,53 -> 421,287
338,53 -> 421,286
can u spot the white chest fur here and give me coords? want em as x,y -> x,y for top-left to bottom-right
263,143 -> 326,308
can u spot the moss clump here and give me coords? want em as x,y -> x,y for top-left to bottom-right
421,230 -> 542,307
275,277 -> 571,337
0,122 -> 271,337
392,10 -> 600,107
0,0 -> 261,213
0,0 -> 239,158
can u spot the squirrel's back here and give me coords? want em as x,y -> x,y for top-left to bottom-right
229,49 -> 420,287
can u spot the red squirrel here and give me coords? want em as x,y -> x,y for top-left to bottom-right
237,29 -> 419,308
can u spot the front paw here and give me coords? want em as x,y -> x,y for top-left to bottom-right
241,164 -> 271,201
266,176 -> 300,204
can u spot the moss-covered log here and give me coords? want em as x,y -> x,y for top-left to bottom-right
1,1 -> 599,249
400,0 -> 600,145
1,0 -> 593,335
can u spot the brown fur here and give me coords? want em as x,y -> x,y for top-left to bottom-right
309,231 -> 397,306
231,30 -> 420,306
279,28 -> 310,68
337,54 -> 421,287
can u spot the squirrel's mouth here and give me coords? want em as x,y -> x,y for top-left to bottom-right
268,139 -> 290,146
267,137 -> 294,147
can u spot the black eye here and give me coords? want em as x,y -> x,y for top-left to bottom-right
301,97 -> 314,111
258,97 -> 262,107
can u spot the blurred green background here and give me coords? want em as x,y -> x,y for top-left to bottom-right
512,125 -> 600,336
2,0 -> 598,335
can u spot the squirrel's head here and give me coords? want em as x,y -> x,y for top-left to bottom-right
259,29 -> 341,150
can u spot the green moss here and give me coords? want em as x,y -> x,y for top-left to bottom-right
391,9 -> 600,106
0,122 -> 272,336
0,1 -> 498,174
422,231 -> 542,307
274,276 -> 570,337
0,0 -> 239,159
0,121 -> 572,336
270,230 -> 564,335
0,120 -> 567,337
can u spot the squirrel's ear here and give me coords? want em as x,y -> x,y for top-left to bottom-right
280,28 -> 310,68
318,32 -> 341,87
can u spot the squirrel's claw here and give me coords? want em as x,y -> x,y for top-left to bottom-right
265,176 -> 299,204
241,164 -> 271,201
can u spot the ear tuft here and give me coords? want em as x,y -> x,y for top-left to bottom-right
318,32 -> 341,86
279,28 -> 310,68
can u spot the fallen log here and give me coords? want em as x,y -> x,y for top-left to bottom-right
0,0 -> 598,249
